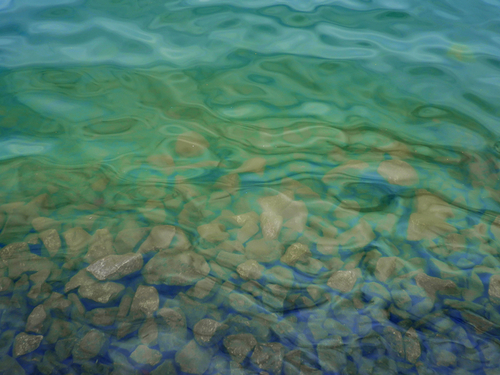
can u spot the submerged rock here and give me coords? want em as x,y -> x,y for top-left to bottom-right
26,305 -> 47,333
404,328 -> 421,364
138,225 -> 176,254
260,212 -> 283,240
251,342 -> 285,374
131,285 -> 159,317
143,251 -> 210,286
244,239 -> 284,263
223,333 -> 257,363
415,273 -> 458,299
175,132 -> 209,157
39,229 -> 61,257
377,159 -> 419,186
175,340 -> 214,375
197,223 -> 229,243
85,228 -> 116,263
488,274 -> 500,304
236,259 -> 264,280
86,252 -> 143,281
327,270 -> 358,293
130,345 -> 162,366
383,326 -> 404,358
280,243 -> 311,266
78,281 -> 124,304
72,329 -> 107,360
63,227 -> 91,258
193,319 -> 228,347
13,332 -> 43,357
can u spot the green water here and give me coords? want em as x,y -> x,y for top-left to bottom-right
0,0 -> 500,374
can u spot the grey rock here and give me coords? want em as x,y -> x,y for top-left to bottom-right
13,332 -> 43,357
0,277 -> 13,294
327,270 -> 358,293
0,242 -> 29,260
130,345 -> 162,366
143,251 -> 210,286
236,259 -> 264,280
317,337 -> 347,373
114,227 -> 148,254
130,285 -> 159,317
139,318 -> 158,346
139,225 -> 176,253
251,342 -> 285,374
193,319 -> 228,347
175,340 -> 214,374
0,355 -> 25,375
64,269 -> 94,293
72,329 -> 107,360
186,277 -> 217,300
280,243 -> 311,266
87,307 -> 117,326
223,333 -> 257,363
404,328 -> 421,364
86,252 -> 143,281
151,360 -> 177,375
39,229 -> 61,257
26,305 -> 47,333
78,281 -> 124,304
415,273 -> 459,299
32,217 -> 60,232
391,289 -> 412,310
375,257 -> 399,282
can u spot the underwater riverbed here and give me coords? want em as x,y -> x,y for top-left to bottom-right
1,0 -> 500,374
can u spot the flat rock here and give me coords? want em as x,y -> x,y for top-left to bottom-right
223,333 -> 257,363
130,285 -> 159,317
130,345 -> 162,366
244,239 -> 284,263
138,225 -> 176,253
143,251 -> 210,286
86,252 -> 143,281
78,281 -> 124,304
175,340 -> 213,375
13,332 -> 43,357
193,319 -> 228,347
251,342 -> 285,374
72,329 -> 107,360
327,270 -> 358,293
39,229 -> 61,257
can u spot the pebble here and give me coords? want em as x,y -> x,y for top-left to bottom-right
86,252 -> 143,281
327,270 -> 358,293
13,332 -> 43,357
130,345 -> 162,366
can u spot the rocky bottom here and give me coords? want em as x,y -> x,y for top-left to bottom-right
0,187 -> 499,375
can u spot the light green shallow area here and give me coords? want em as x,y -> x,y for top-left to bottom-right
0,0 -> 500,374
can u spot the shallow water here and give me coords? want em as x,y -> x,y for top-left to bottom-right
1,0 -> 500,374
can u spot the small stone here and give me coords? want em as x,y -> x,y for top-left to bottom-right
251,342 -> 285,374
131,345 -> 162,366
64,270 -> 94,293
114,227 -> 148,254
415,273 -> 458,299
280,243 -> 311,266
151,360 -> 177,375
0,355 -> 25,375
130,285 -> 159,317
175,131 -> 209,157
13,332 -> 43,357
78,281 -> 124,304
0,277 -> 13,294
327,270 -> 358,293
32,217 -> 60,232
39,229 -> 61,257
404,328 -> 421,364
86,252 -> 143,281
223,333 -> 257,363
193,319 -> 228,347
139,318 -> 158,346
244,239 -> 284,263
236,221 -> 259,243
317,337 -> 347,373
143,251 -> 210,286
375,257 -> 399,282
138,225 -> 176,253
197,223 -> 229,243
175,340 -> 213,375
73,329 -> 107,360
0,242 -> 29,260
187,277 -> 217,300
87,307 -> 117,326
26,305 -> 47,333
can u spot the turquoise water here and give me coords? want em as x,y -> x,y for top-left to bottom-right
1,0 -> 500,374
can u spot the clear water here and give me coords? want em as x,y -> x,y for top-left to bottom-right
0,0 -> 500,374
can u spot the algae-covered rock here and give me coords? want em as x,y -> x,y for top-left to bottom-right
143,251 -> 210,286
86,252 -> 143,281
13,332 -> 43,358
130,345 -> 162,366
